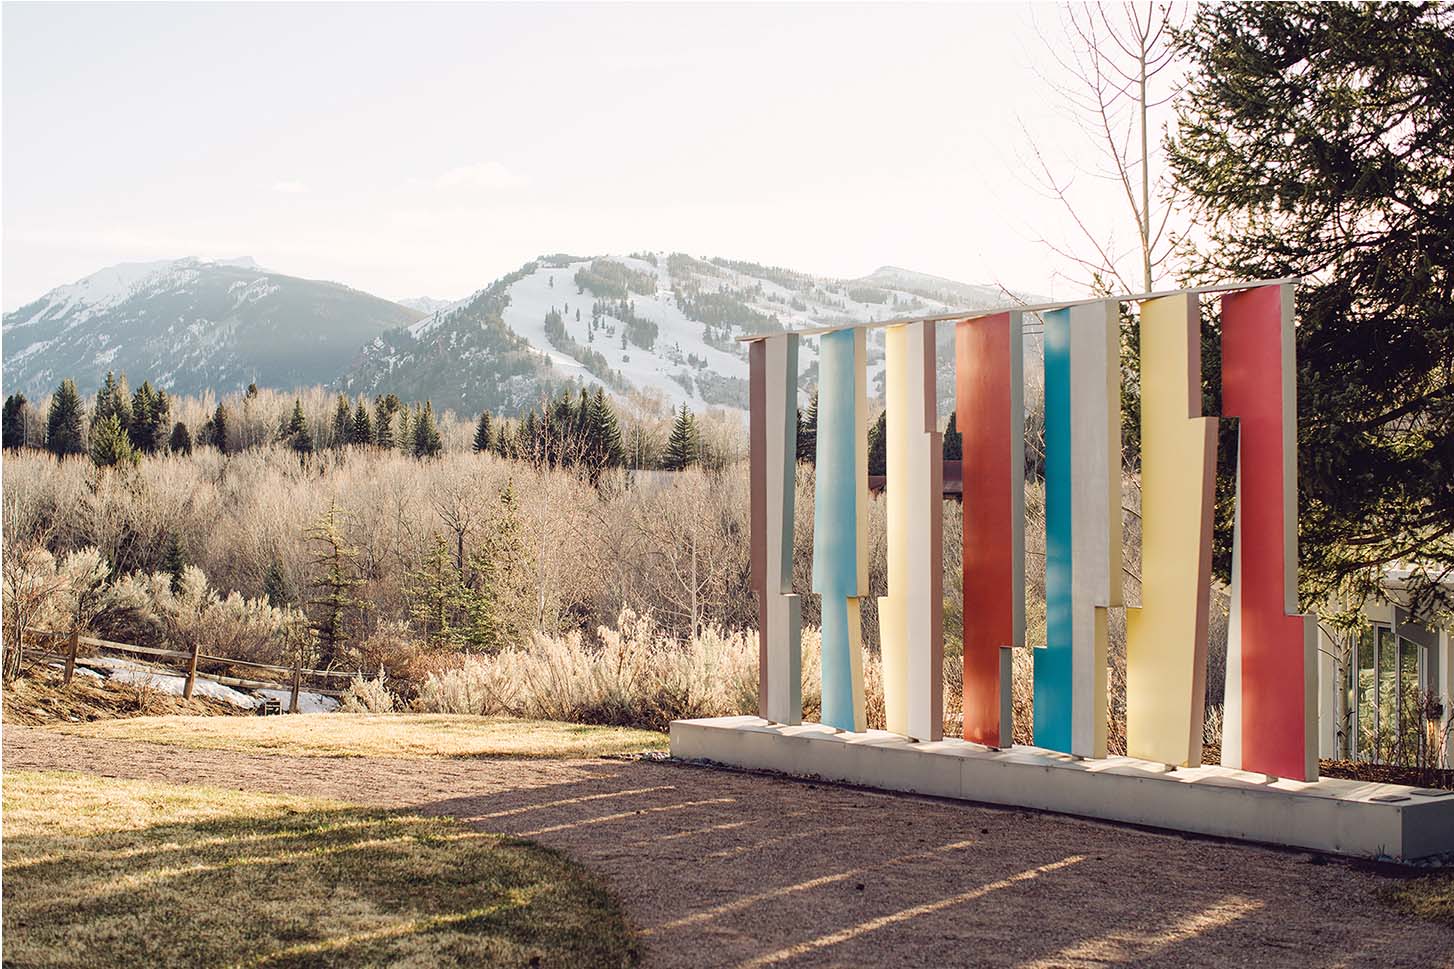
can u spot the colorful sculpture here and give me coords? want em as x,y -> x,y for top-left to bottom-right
1124,293 -> 1217,768
743,279 -> 1313,781
1035,302 -> 1122,758
879,321 -> 943,742
812,328 -> 869,732
1219,283 -> 1318,780
956,312 -> 1024,748
750,333 -> 801,725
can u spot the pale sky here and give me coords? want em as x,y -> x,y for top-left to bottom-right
2,2 -> 1149,311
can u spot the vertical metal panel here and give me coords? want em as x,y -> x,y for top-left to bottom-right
1220,283 -> 1317,779
1125,293 -> 1216,767
750,334 -> 801,725
957,312 -> 1024,747
812,329 -> 868,732
879,321 -> 943,741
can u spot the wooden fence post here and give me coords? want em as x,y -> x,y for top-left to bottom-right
183,640 -> 200,700
63,630 -> 80,686
289,660 -> 301,714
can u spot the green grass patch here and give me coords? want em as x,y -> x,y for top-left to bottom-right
2,770 -> 638,968
55,713 -> 667,760
1390,873 -> 1454,926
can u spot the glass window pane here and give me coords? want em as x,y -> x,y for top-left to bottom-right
1379,627 -> 1398,761
1356,627 -> 1375,759
1400,637 -> 1422,767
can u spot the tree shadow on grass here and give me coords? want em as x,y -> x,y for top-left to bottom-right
3,790 -> 638,969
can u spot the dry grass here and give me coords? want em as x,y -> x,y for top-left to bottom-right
1,662 -> 246,725
54,712 -> 667,760
1389,875 -> 1454,927
1,770 -> 637,968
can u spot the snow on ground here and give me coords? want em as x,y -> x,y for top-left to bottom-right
254,688 -> 341,714
48,662 -> 104,680
102,664 -> 261,709
74,655 -> 336,713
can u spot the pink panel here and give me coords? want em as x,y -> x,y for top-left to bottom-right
1222,285 -> 1315,780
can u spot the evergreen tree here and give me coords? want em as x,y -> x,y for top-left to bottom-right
89,412 -> 140,469
127,381 -> 168,453
151,388 -> 171,452
943,411 -> 963,461
464,481 -> 533,651
349,400 -> 373,445
246,382 -> 259,398
92,372 -> 131,435
210,404 -> 231,453
590,388 -> 626,470
867,410 -> 887,476
262,558 -> 289,606
1168,2 -> 1454,603
398,406 -> 414,454
374,396 -> 397,449
45,380 -> 86,457
169,421 -> 193,455
662,403 -> 701,470
407,534 -> 468,649
284,399 -> 313,454
473,410 -> 494,453
413,401 -> 442,458
796,392 -> 818,463
331,395 -> 351,448
163,535 -> 187,594
3,394 -> 31,450
304,500 -> 360,667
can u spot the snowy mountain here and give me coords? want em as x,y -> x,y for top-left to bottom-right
345,252 -> 1032,416
2,257 -> 422,397
396,296 -> 456,314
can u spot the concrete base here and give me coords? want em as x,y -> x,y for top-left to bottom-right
670,716 -> 1454,863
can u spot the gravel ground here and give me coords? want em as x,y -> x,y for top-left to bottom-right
4,724 -> 1451,969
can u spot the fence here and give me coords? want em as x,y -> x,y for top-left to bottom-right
21,627 -> 357,713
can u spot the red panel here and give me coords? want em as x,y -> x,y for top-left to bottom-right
958,314 -> 1013,747
1222,286 -> 1309,779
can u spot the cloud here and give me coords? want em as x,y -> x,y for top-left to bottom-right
272,180 -> 308,194
431,161 -> 528,192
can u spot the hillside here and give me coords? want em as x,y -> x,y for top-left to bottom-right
347,251 -> 1030,415
2,257 -> 423,397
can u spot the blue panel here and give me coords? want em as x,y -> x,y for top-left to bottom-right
812,330 -> 860,596
1036,309 -> 1074,753
813,329 -> 861,730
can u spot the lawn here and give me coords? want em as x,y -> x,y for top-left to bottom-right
1,770 -> 639,968
55,713 -> 668,759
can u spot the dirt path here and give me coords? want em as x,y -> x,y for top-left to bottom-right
4,725 -> 1450,968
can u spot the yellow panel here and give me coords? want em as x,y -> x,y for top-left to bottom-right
1125,293 -> 1216,767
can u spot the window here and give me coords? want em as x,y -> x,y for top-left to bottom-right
1347,621 -> 1428,765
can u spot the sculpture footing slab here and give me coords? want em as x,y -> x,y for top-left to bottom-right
669,716 -> 1454,863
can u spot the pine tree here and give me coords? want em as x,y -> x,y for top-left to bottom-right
397,406 -> 413,454
92,372 -> 131,435
305,500 -> 360,667
331,395 -> 351,448
473,410 -> 493,453
262,558 -> 289,605
867,410 -> 887,476
284,400 -> 313,454
374,396 -> 397,449
662,404 -> 700,470
349,400 -> 373,445
590,388 -> 626,470
169,421 -> 193,455
413,401 -> 442,458
464,481 -> 533,651
210,404 -> 231,453
943,411 -> 963,461
90,412 -> 140,469
151,388 -> 171,452
163,535 -> 187,594
407,534 -> 468,649
3,394 -> 31,450
796,392 -> 818,463
45,380 -> 86,457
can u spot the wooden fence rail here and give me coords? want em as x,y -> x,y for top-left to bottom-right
21,627 -> 358,712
